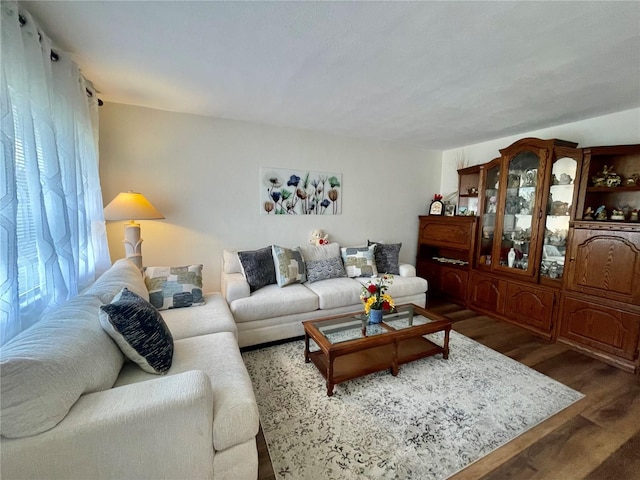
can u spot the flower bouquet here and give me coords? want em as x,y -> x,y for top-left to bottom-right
360,274 -> 395,323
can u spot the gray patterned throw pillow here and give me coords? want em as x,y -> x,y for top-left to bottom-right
306,256 -> 347,283
368,240 -> 402,275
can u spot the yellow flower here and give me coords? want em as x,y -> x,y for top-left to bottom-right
360,275 -> 395,314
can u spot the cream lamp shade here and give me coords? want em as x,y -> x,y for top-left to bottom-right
103,191 -> 164,269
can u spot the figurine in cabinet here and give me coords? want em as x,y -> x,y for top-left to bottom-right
594,205 -> 608,221
522,169 -> 537,187
550,201 -> 569,216
487,195 -> 497,214
592,167 -> 608,187
631,210 -> 639,222
611,209 -> 625,221
583,207 -> 594,220
558,173 -> 573,185
508,174 -> 521,188
626,173 -> 640,186
606,167 -> 622,187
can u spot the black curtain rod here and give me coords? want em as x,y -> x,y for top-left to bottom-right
18,12 -> 103,106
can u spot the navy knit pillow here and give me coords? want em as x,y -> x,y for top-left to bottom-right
238,246 -> 276,292
99,288 -> 174,374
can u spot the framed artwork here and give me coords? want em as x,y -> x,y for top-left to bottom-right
261,168 -> 342,215
444,204 -> 456,216
457,206 -> 468,216
429,200 -> 444,215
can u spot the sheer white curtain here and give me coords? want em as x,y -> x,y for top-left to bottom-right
1,2 -> 111,345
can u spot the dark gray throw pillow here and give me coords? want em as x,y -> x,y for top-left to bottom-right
99,288 -> 174,374
238,246 -> 276,292
368,240 -> 402,275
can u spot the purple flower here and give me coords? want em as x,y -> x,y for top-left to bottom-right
271,191 -> 281,202
287,175 -> 301,187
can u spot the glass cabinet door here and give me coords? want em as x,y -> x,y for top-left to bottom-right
493,150 -> 543,275
477,161 -> 500,268
540,156 -> 578,281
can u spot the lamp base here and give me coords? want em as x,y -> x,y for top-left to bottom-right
123,221 -> 144,270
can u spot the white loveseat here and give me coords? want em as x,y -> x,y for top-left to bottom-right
221,243 -> 429,348
1,259 -> 259,480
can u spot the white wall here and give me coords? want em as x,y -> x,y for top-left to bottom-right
440,108 -> 640,197
99,103 -> 442,291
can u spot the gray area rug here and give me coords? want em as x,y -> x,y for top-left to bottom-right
242,331 -> 584,479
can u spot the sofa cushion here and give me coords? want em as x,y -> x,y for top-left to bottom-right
82,258 -> 148,303
272,245 -> 306,287
368,240 -> 402,275
162,292 -> 238,340
341,245 -> 378,278
238,247 -> 276,292
229,284 -> 319,323
115,331 -> 260,452
305,277 -> 363,310
144,265 -> 205,310
0,295 -> 124,438
306,256 -> 347,283
99,288 -> 174,374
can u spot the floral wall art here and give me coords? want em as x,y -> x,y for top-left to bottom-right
261,168 -> 342,215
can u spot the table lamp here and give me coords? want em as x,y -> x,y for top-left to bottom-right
103,191 -> 164,269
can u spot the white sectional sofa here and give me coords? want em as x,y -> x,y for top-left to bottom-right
1,259 -> 259,480
221,243 -> 429,348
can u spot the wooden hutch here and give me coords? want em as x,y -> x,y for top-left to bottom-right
417,138 -> 640,373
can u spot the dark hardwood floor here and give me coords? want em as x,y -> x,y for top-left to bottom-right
256,300 -> 640,480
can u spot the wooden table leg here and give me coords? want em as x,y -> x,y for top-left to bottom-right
443,325 -> 451,360
326,354 -> 335,396
391,341 -> 399,376
304,332 -> 310,363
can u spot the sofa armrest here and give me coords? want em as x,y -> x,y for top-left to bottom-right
399,264 -> 417,277
1,371 -> 215,480
221,272 -> 251,303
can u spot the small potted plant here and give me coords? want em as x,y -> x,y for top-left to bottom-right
360,275 -> 395,323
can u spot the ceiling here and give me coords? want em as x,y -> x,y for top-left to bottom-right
20,1 -> 640,150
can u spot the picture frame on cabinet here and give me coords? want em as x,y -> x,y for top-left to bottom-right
444,204 -> 456,216
429,200 -> 444,215
457,206 -> 468,216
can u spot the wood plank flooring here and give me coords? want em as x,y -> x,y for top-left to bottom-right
255,300 -> 640,480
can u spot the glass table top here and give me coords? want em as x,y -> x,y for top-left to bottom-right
314,305 -> 437,345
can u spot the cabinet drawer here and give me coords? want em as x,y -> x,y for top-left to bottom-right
559,295 -> 640,361
419,217 -> 473,249
468,273 -> 506,314
505,283 -> 555,334
440,267 -> 469,304
566,229 -> 640,305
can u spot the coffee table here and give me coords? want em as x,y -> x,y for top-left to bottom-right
303,304 -> 452,396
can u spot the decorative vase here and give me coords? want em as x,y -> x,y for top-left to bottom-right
369,308 -> 384,324
507,248 -> 516,268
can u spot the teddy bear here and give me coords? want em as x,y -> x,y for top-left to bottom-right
309,229 -> 329,246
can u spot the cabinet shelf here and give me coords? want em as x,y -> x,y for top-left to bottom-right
430,257 -> 469,267
586,185 -> 640,193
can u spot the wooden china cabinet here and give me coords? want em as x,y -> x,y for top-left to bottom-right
417,138 -> 640,374
468,138 -> 582,340
558,144 -> 640,372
